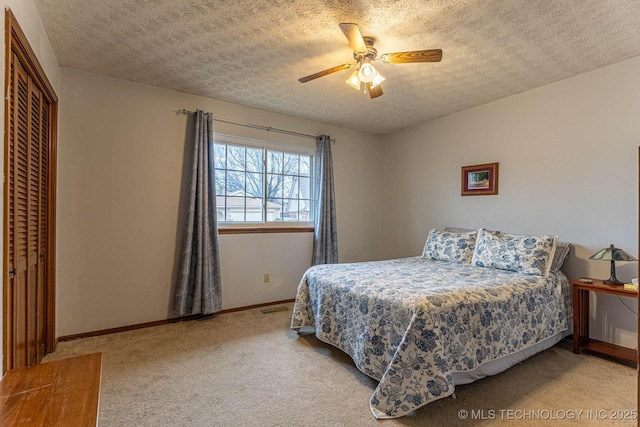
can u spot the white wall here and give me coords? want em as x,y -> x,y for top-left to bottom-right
57,67 -> 382,336
3,0 -> 638,358
0,0 -> 61,371
381,56 -> 640,348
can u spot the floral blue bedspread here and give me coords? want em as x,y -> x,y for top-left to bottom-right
290,257 -> 571,419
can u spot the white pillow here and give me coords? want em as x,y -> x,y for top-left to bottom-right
422,229 -> 477,264
471,228 -> 558,276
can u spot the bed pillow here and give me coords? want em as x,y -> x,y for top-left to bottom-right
422,229 -> 477,264
471,228 -> 558,276
550,242 -> 572,272
445,227 -> 501,234
443,227 -> 475,233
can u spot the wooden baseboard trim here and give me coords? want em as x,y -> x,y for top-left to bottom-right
216,299 -> 295,315
56,299 -> 295,343
56,314 -> 206,342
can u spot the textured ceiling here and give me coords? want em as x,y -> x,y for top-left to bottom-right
34,0 -> 640,135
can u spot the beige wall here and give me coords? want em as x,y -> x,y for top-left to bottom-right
57,67 -> 382,336
0,0 -> 61,372
2,0 -> 639,360
381,56 -> 640,348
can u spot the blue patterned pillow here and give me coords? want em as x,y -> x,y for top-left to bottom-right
471,228 -> 558,276
422,229 -> 477,264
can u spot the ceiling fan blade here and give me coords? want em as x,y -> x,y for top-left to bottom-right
367,82 -> 383,99
339,23 -> 367,52
380,49 -> 443,64
298,64 -> 352,83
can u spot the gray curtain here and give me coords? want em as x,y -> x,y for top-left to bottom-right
174,110 -> 222,315
311,135 -> 338,265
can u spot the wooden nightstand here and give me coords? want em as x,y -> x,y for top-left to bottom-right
571,278 -> 638,365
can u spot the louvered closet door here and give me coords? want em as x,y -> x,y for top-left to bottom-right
37,87 -> 49,363
30,71 -> 47,364
7,53 -> 49,368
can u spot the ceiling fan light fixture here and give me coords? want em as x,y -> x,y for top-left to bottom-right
298,23 -> 442,100
345,70 -> 361,90
370,71 -> 385,89
358,62 -> 376,83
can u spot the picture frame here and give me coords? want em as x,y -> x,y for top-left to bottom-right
461,162 -> 499,196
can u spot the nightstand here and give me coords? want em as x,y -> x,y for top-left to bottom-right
571,278 -> 638,365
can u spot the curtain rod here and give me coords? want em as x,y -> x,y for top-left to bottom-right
175,109 -> 319,141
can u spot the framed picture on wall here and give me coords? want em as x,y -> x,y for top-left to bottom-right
461,162 -> 499,196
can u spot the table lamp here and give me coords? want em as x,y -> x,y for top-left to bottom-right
589,244 -> 637,285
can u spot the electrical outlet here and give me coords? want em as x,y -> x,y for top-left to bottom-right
263,273 -> 270,283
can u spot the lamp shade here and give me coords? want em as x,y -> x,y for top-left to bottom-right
589,244 -> 637,262
370,71 -> 385,89
345,71 -> 361,90
358,62 -> 376,83
589,244 -> 637,285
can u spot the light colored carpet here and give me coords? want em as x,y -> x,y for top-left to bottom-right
44,304 -> 636,426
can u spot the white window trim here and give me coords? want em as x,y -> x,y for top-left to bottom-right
213,132 -> 316,156
214,135 -> 315,229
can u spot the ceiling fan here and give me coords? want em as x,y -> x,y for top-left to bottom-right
298,23 -> 442,99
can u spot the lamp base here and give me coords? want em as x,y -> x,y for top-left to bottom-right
604,260 -> 624,285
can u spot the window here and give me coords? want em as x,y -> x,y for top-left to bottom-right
214,140 -> 314,225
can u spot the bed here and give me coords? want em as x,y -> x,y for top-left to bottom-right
290,228 -> 573,419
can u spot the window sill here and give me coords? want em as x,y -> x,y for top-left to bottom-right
218,227 -> 314,235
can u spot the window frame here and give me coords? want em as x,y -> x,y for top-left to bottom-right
212,134 -> 316,231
